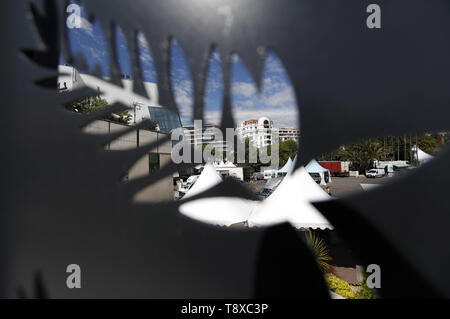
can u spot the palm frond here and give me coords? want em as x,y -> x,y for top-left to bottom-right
304,231 -> 332,273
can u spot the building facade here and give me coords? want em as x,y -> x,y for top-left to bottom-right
84,120 -> 174,201
58,65 -> 176,201
58,64 -> 182,134
182,123 -> 228,153
236,117 -> 274,148
278,127 -> 300,142
236,117 -> 300,147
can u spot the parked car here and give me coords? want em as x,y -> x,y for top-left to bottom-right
256,177 -> 283,200
366,169 -> 384,178
309,172 -> 322,184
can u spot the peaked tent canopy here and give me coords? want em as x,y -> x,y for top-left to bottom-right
412,145 -> 434,164
305,159 -> 332,185
277,157 -> 293,174
182,164 -> 222,199
305,159 -> 329,174
248,167 -> 333,230
179,164 -> 255,226
179,197 -> 256,227
224,160 -> 236,167
212,160 -> 237,168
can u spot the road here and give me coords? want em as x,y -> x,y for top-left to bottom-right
329,175 -> 391,197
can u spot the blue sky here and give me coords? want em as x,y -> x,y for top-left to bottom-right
63,2 -> 299,128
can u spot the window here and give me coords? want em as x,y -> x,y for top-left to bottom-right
148,106 -> 182,134
149,153 -> 160,173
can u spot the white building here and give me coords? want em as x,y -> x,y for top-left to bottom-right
236,117 -> 300,148
236,117 -> 273,148
213,161 -> 244,181
279,127 -> 300,142
58,65 -> 181,133
182,124 -> 228,153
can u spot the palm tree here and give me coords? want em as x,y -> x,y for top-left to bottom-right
338,139 -> 385,173
304,231 -> 332,273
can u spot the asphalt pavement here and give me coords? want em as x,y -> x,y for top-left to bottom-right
329,175 -> 391,197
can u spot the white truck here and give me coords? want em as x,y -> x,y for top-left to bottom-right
365,169 -> 385,178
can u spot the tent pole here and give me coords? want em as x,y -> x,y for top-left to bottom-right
391,136 -> 394,160
415,135 -> 418,166
403,135 -> 406,161
409,135 -> 412,163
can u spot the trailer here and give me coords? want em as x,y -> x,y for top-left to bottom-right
318,161 -> 350,177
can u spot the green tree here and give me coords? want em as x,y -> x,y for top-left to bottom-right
232,139 -> 297,170
338,139 -> 385,173
319,134 -> 443,170
278,140 -> 297,167
243,138 -> 264,172
416,135 -> 440,155
66,87 -> 131,125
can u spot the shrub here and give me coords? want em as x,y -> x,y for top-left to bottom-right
355,273 -> 379,299
325,274 -> 356,299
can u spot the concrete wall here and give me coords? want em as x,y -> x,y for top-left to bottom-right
134,153 -> 173,202
84,120 -> 173,201
58,65 -> 159,124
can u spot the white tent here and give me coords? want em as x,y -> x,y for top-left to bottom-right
179,162 -> 332,229
224,160 -> 236,167
179,164 -> 254,226
212,160 -> 237,168
179,197 -> 256,226
412,145 -> 434,164
248,167 -> 333,230
305,159 -> 332,185
277,157 -> 293,174
182,164 -> 222,199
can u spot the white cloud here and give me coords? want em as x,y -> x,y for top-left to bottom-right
264,53 -> 288,76
230,74 -> 298,127
137,33 -> 153,63
232,82 -> 257,98
170,51 -> 299,128
205,75 -> 222,93
203,109 -> 222,125
80,17 -> 94,37
240,100 -> 255,108
211,50 -> 221,62
233,107 -> 299,128
173,79 -> 193,124
263,86 -> 296,108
